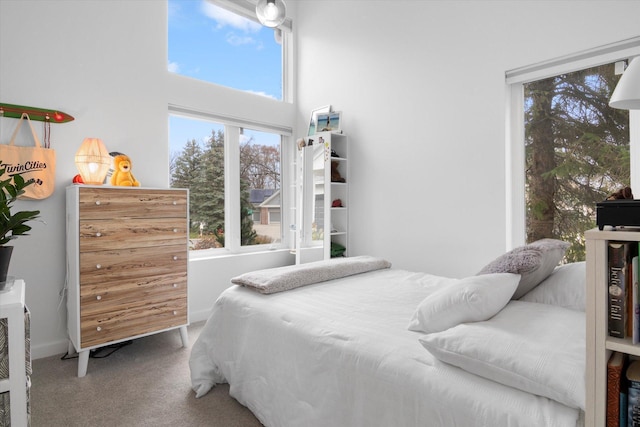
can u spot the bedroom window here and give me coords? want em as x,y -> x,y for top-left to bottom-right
167,0 -> 293,256
170,115 -> 226,250
168,0 -> 285,101
507,37 -> 640,262
524,63 -> 629,262
239,128 -> 282,247
169,115 -> 283,252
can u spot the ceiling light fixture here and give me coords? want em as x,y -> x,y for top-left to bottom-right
256,0 -> 286,28
610,57 -> 640,110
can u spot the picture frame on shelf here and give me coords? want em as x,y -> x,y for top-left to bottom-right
316,111 -> 342,133
307,105 -> 331,136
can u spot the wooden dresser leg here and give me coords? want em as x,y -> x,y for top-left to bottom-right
179,326 -> 189,347
77,350 -> 89,377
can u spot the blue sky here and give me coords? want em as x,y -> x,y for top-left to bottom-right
168,0 -> 282,154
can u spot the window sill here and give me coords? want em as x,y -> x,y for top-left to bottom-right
188,246 -> 292,262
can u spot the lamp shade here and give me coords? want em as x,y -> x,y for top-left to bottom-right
75,138 -> 111,185
610,57 -> 640,110
256,0 -> 286,28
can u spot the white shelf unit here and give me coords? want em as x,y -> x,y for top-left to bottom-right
585,227 -> 640,427
295,132 -> 348,263
0,279 -> 28,426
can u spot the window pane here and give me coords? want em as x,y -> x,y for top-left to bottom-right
240,128 -> 281,246
168,0 -> 283,100
524,63 -> 629,262
170,115 -> 225,250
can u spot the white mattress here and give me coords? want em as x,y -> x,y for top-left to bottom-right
190,268 -> 582,427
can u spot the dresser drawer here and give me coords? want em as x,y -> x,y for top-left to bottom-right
78,187 -> 187,220
79,245 -> 187,286
80,297 -> 187,348
79,218 -> 187,252
79,275 -> 187,314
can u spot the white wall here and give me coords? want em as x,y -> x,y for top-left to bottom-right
0,0 -> 295,359
296,1 -> 640,277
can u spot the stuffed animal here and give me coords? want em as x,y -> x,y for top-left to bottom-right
607,186 -> 634,200
110,154 -> 140,187
331,161 -> 345,183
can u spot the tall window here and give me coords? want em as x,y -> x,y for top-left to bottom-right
168,0 -> 284,100
167,0 -> 291,255
524,63 -> 629,262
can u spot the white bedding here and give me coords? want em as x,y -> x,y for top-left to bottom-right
190,268 -> 582,427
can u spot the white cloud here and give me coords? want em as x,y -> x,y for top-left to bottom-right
226,33 -> 255,46
201,1 -> 261,33
168,61 -> 180,73
245,90 -> 278,100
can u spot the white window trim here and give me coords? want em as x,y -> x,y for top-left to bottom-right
207,0 -> 292,32
505,36 -> 640,250
169,110 -> 291,259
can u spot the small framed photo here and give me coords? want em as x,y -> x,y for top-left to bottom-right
308,105 -> 331,136
315,111 -> 341,133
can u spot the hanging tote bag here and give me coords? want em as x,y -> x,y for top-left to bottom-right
0,113 -> 56,200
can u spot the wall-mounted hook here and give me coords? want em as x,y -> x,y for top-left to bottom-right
0,102 -> 74,123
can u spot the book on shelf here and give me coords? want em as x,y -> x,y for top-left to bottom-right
608,242 -> 639,339
609,242 -> 630,338
634,255 -> 640,345
608,351 -> 628,427
628,360 -> 640,427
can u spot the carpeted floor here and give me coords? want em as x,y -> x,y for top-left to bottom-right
30,321 -> 263,427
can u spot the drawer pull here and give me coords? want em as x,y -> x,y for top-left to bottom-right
96,264 -> 102,269
96,295 -> 102,301
173,283 -> 178,288
95,232 -> 102,237
173,256 -> 178,261
173,311 -> 177,315
96,326 -> 102,332
173,228 -> 178,233
95,201 -> 101,206
173,201 -> 177,205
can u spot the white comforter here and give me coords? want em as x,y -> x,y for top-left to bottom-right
190,269 -> 581,427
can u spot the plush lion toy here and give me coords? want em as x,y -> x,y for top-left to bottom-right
111,154 -> 140,187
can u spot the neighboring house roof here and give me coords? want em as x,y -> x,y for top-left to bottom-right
250,189 -> 275,205
259,189 -> 280,208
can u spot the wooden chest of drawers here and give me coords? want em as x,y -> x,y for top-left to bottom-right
66,186 -> 189,377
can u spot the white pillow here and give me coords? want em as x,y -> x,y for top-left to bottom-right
519,261 -> 586,311
419,300 -> 585,410
407,273 -> 520,333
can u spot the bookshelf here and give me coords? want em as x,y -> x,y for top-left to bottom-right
294,132 -> 348,264
585,227 -> 640,426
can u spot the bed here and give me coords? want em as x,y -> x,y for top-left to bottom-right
190,239 -> 586,427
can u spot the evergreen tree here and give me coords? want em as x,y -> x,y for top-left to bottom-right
198,129 -> 225,236
525,63 -> 629,261
171,139 -> 203,235
240,179 -> 257,245
170,129 -> 273,249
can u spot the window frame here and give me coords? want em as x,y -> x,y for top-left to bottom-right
505,36 -> 640,250
167,0 -> 294,259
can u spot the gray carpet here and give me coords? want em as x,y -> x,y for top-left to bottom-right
30,321 -> 263,427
